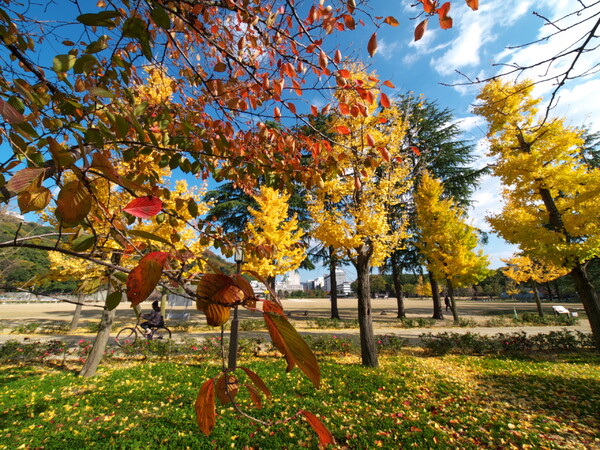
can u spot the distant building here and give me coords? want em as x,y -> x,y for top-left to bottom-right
324,269 -> 352,296
276,270 -> 303,293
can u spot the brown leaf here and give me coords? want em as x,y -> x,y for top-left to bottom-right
6,167 -> 46,194
244,383 -> 262,409
367,32 -> 377,57
0,98 -> 24,123
301,410 -> 336,445
126,252 -> 169,306
17,187 -> 51,213
216,374 -> 239,405
56,180 -> 92,224
239,366 -> 272,399
414,19 -> 428,41
195,378 -> 216,436
380,92 -> 391,108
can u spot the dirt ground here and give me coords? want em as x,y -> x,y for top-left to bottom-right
0,296 -> 588,329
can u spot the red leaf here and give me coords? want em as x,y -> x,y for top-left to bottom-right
263,303 -> 321,388
382,80 -> 395,89
414,18 -> 428,41
343,14 -> 356,30
123,196 -> 163,218
380,92 -> 391,108
379,147 -> 391,162
0,98 -> 24,124
273,106 -> 281,120
195,378 -> 216,436
466,0 -> 478,10
336,125 -> 351,135
56,180 -> 92,225
411,146 -> 421,156
383,16 -> 399,27
311,105 -> 319,116
126,251 -> 169,306
196,273 -> 247,326
338,69 -> 351,78
367,32 -> 377,57
301,410 -> 336,445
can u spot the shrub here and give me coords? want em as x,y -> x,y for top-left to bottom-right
375,335 -> 407,353
456,317 -> 477,328
307,318 -> 359,329
514,312 -> 578,326
303,335 -> 357,354
397,317 -> 436,328
421,329 -> 595,356
239,319 -> 266,331
11,323 -> 40,334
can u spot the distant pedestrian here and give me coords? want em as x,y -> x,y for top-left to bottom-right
444,295 -> 451,311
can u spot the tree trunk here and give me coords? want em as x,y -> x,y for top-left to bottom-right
79,288 -> 116,378
355,252 -> 378,368
532,280 -> 544,317
545,281 -> 554,302
428,271 -> 444,320
570,262 -> 600,350
553,280 -> 563,301
69,295 -> 84,332
391,253 -> 405,319
328,246 -> 340,320
447,279 -> 459,323
79,253 -> 121,378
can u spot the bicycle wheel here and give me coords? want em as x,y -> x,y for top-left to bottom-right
150,327 -> 171,341
115,327 -> 138,348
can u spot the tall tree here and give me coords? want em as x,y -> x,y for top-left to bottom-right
475,78 -> 600,348
413,171 -> 489,323
386,94 -> 484,319
308,68 -> 411,368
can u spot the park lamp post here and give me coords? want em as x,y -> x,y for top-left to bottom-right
228,246 -> 245,370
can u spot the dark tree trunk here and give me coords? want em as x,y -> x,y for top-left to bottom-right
447,279 -> 459,323
545,281 -> 554,302
328,246 -> 340,320
570,262 -> 600,350
391,252 -> 405,319
532,280 -> 544,317
553,280 -> 563,301
355,251 -> 378,368
428,271 -> 444,320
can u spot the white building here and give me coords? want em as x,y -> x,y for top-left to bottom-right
324,269 -> 352,296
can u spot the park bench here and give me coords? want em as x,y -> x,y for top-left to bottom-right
552,305 -> 570,316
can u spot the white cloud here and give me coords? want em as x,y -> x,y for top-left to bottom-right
376,37 -> 401,60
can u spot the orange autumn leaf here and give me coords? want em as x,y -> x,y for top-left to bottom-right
123,196 -> 163,218
301,410 -> 336,446
195,378 -> 216,436
466,0 -> 478,10
437,2 -> 453,30
336,125 -> 351,135
126,251 -> 169,306
383,16 -> 399,27
380,92 -> 391,108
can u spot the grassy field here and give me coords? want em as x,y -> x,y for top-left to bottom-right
1,347 -> 599,449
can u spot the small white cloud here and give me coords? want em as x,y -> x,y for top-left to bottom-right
377,37 -> 401,60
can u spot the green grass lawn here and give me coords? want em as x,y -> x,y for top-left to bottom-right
1,350 -> 599,449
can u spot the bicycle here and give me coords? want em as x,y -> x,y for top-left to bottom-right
115,323 -> 172,348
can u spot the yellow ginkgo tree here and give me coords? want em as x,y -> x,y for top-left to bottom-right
414,171 -> 489,323
475,78 -> 600,348
308,67 -> 411,368
243,186 -> 306,289
502,254 -> 569,317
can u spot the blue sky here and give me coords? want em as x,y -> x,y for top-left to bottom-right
300,0 -> 600,282
3,1 -> 599,283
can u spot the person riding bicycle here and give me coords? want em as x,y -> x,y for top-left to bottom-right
141,300 -> 165,335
